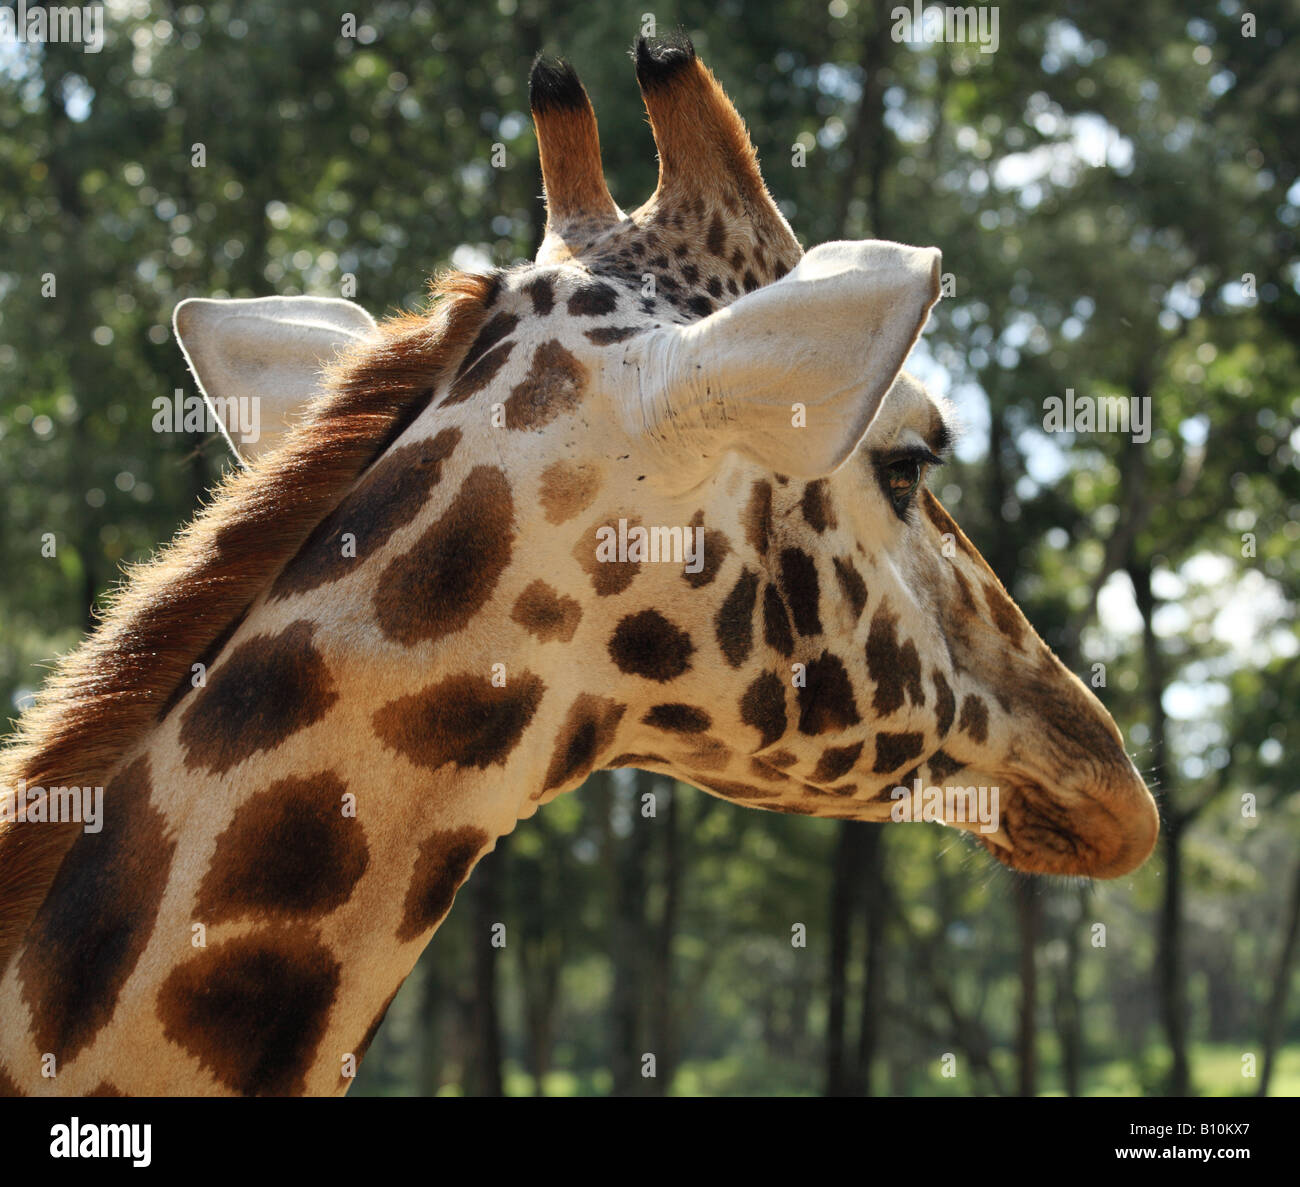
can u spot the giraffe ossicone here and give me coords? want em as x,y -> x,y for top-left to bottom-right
0,33 -> 1158,1096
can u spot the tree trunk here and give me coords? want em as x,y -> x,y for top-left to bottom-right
833,1 -> 893,237
854,825 -> 886,1095
1015,876 -> 1040,1096
1131,559 -> 1190,1096
1259,856 -> 1300,1095
1053,886 -> 1088,1097
647,777 -> 682,1094
419,957 -> 445,1096
464,837 -> 507,1096
609,771 -> 651,1095
826,825 -> 863,1095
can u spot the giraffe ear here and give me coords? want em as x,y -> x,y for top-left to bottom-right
624,240 -> 941,480
172,296 -> 378,465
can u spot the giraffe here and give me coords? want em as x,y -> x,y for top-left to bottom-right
0,34 -> 1158,1097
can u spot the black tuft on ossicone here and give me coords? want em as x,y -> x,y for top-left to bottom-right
529,53 -> 588,114
633,32 -> 696,89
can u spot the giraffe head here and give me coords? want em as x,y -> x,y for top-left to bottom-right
174,36 -> 1157,879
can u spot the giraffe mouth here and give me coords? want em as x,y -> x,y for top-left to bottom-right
961,776 -> 1157,878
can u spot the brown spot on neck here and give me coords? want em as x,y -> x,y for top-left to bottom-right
374,671 -> 545,771
196,771 -> 368,922
179,620 -> 339,775
157,929 -> 341,1095
397,827 -> 490,941
540,694 -> 627,793
511,580 -> 582,643
372,465 -> 514,645
504,339 -> 588,430
18,757 -> 174,1065
538,460 -> 602,525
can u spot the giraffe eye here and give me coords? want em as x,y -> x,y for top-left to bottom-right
885,459 -> 923,506
875,448 -> 942,517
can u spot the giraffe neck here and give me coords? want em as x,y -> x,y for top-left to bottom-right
0,408 -> 581,1095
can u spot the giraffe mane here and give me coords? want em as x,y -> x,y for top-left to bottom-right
0,269 -> 499,975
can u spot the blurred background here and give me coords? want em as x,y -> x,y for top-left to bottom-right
1,0 -> 1298,1096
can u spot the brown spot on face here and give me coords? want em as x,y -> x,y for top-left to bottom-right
684,737 -> 732,771
705,779 -> 779,801
983,579 -> 1025,648
927,749 -> 966,781
16,759 -> 172,1064
832,557 -> 868,621
812,742 -> 863,783
397,827 -> 489,940
750,757 -> 790,782
608,610 -> 694,681
763,585 -> 794,657
85,1081 -> 124,1097
541,694 -> 627,793
740,671 -> 787,749
683,511 -> 730,588
511,580 -> 582,643
801,481 -> 837,532
865,605 -> 925,716
574,514 -> 643,596
744,480 -> 772,556
921,490 -> 976,558
0,1067 -> 25,1096
952,566 -> 979,615
442,341 -> 514,406
373,465 -> 513,645
522,275 -> 555,316
273,428 -> 462,598
157,930 -> 340,1095
715,568 -> 759,667
585,326 -> 642,345
779,548 -> 822,636
567,280 -> 619,316
933,671 -> 956,738
644,703 -> 712,734
504,339 -> 587,430
375,671 -> 544,771
873,731 -> 925,774
764,749 -> 799,768
179,620 -> 338,775
604,753 -> 671,769
958,694 -> 989,743
539,460 -> 601,525
797,652 -> 861,735
195,772 -> 368,922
